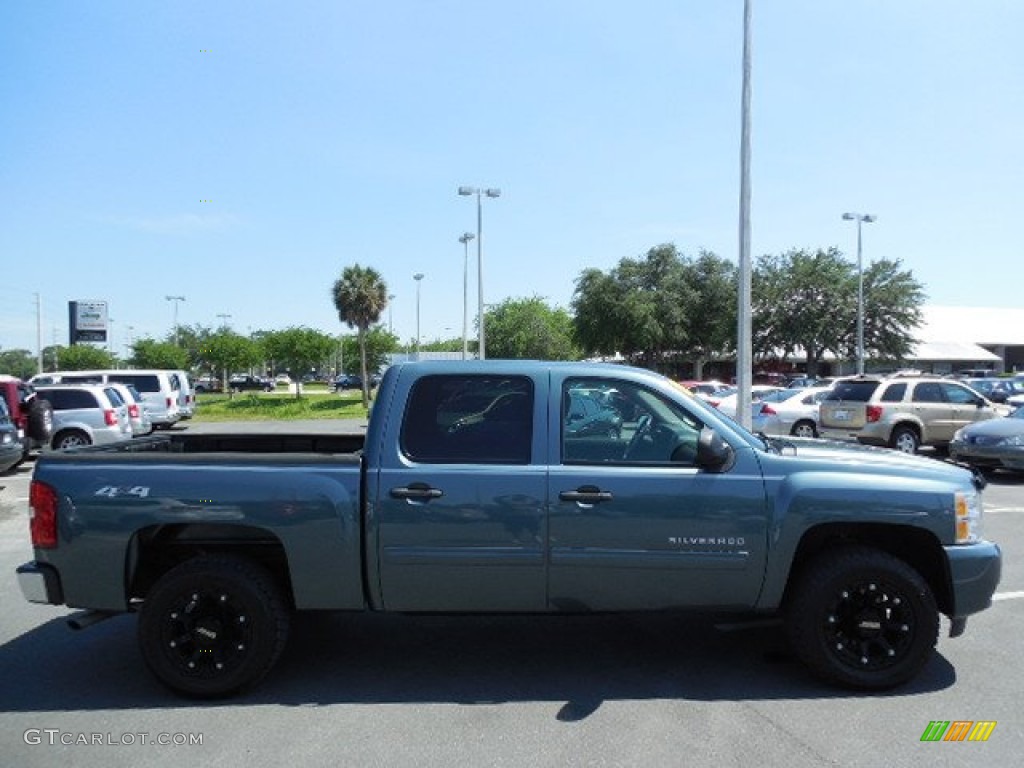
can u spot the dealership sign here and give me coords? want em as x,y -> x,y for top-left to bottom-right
69,300 -> 108,343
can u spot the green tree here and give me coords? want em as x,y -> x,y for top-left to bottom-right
261,327 -> 336,398
420,337 -> 463,353
855,258 -> 926,365
752,248 -> 853,375
332,265 -> 389,407
166,324 -> 214,372
752,248 -> 926,375
203,331 -> 262,390
0,348 -> 37,380
58,344 -> 117,370
682,251 -> 737,378
485,297 -> 579,360
572,244 -> 695,369
336,327 -> 400,374
130,338 -> 189,370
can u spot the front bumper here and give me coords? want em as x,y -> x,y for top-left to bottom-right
17,562 -> 64,605
945,540 -> 1002,619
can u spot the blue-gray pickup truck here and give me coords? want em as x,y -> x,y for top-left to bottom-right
16,362 -> 1001,697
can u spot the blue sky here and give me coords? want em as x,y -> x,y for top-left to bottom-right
1,1 -> 1021,356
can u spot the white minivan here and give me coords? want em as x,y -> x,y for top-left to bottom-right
169,370 -> 197,420
31,370 -> 182,429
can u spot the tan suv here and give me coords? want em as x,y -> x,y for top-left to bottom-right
818,375 -> 1008,453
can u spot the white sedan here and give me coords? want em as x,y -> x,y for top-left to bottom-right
713,386 -> 784,420
751,386 -> 833,438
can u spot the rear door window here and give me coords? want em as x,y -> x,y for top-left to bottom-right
401,375 -> 534,464
880,383 -> 907,402
911,382 -> 945,403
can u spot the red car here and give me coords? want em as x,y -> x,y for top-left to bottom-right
0,374 -> 54,464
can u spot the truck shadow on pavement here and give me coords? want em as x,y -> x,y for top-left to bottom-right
0,609 -> 956,716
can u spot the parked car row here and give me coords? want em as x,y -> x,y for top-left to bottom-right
677,374 -> 1024,473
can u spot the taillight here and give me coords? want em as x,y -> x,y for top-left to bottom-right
128,404 -> 140,418
29,480 -> 58,549
760,404 -> 777,415
186,395 -> 192,405
104,409 -> 118,426
166,396 -> 173,408
866,405 -> 883,423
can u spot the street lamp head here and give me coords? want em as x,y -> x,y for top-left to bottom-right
457,186 -> 475,196
459,232 -> 475,244
863,214 -> 877,223
484,188 -> 501,198
413,273 -> 424,281
841,213 -> 856,221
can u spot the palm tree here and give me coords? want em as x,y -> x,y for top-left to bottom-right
331,265 -> 389,407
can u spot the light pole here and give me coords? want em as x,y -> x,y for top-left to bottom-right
458,186 -> 501,359
842,212 -> 877,375
217,313 -> 232,329
458,232 -> 475,360
387,294 -> 396,335
165,295 -> 186,346
735,0 -> 754,430
413,273 -> 424,359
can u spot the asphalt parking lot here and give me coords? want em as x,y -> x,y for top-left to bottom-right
1,430 -> 1021,767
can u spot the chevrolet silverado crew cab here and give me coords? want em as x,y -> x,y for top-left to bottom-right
16,362 -> 1001,698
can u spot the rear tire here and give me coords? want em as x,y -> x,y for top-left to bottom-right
791,420 -> 817,438
52,430 -> 90,450
786,547 -> 938,690
889,426 -> 920,454
138,556 -> 290,698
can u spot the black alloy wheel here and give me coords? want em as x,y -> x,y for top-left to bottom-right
139,557 -> 290,698
786,547 -> 938,690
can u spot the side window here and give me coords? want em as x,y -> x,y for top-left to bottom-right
942,383 -> 979,405
104,387 -> 125,407
912,382 -> 945,403
880,383 -> 907,402
562,378 -> 704,466
401,375 -> 533,464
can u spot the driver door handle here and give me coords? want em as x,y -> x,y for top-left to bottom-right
559,485 -> 613,504
391,483 -> 444,500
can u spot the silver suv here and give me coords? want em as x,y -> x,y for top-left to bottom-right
818,375 -> 1008,453
35,384 -> 133,449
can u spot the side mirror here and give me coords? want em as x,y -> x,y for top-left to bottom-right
696,427 -> 735,473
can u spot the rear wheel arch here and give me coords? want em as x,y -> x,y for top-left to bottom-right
127,523 -> 295,609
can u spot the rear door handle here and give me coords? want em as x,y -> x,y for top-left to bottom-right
559,486 -> 613,504
390,483 -> 444,500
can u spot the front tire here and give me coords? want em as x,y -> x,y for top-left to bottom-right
138,556 -> 290,698
786,547 -> 938,690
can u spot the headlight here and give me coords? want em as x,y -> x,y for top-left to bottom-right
954,491 -> 983,544
951,428 -> 965,443
998,434 -> 1024,447
0,432 -> 12,445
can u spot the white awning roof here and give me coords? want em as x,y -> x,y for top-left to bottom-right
909,340 -> 1000,362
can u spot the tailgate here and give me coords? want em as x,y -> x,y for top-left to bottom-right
819,401 -> 868,429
